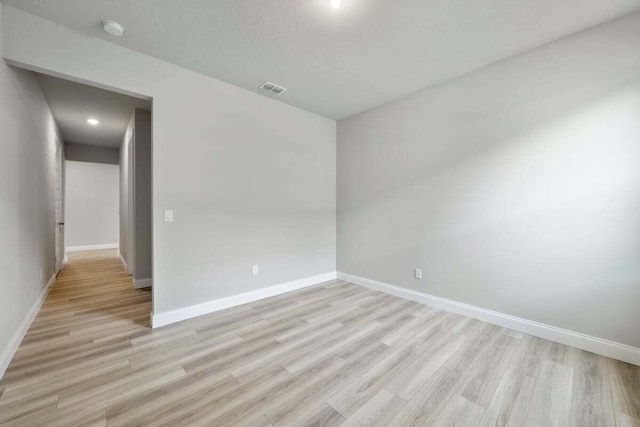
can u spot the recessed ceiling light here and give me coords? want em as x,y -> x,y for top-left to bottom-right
331,0 -> 341,9
102,20 -> 124,37
87,118 -> 100,126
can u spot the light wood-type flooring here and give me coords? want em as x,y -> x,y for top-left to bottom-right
1,249 -> 639,426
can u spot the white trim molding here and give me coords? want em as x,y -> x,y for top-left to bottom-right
66,243 -> 119,252
152,272 -> 338,328
133,278 -> 152,289
117,251 -> 128,272
0,273 -> 56,380
337,272 -> 640,366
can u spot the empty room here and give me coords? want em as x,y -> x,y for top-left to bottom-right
0,1 -> 639,426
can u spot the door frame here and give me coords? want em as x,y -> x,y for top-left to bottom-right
54,136 -> 65,274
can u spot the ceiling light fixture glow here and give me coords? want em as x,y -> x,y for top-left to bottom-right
331,0 -> 341,9
87,118 -> 100,126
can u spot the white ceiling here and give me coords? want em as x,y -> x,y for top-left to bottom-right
36,74 -> 151,148
8,0 -> 640,119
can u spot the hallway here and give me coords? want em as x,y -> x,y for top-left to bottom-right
0,250 -> 152,425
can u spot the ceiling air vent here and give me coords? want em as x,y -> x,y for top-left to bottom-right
259,82 -> 287,95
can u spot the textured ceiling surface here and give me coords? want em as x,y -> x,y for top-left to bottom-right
7,0 -> 640,119
36,74 -> 151,148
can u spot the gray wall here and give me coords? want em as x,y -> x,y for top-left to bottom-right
65,160 -> 119,248
338,11 -> 640,348
0,5 -> 60,374
2,5 -> 336,315
65,142 -> 119,165
134,109 -> 152,281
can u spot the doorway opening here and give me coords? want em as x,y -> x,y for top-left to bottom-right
35,72 -> 154,323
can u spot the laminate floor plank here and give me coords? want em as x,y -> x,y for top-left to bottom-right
608,358 -> 640,420
0,249 -> 637,426
478,368 -> 536,427
615,411 -> 640,427
264,344 -> 392,426
429,395 -> 485,427
524,359 -> 574,427
510,335 -> 553,379
387,365 -> 467,426
459,333 -> 520,408
326,311 -> 465,417
569,350 -> 615,427
339,388 -> 406,427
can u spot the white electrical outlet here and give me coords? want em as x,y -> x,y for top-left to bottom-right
164,210 -> 174,222
415,268 -> 422,279
252,265 -> 259,276
40,269 -> 43,281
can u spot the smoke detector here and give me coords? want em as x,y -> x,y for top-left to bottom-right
259,82 -> 287,95
102,20 -> 124,37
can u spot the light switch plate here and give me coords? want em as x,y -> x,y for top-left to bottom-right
164,210 -> 174,222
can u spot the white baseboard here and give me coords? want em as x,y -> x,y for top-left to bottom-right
133,278 -> 152,289
152,272 -> 338,328
66,243 -> 119,252
117,251 -> 128,272
337,272 -> 640,366
0,273 -> 56,380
